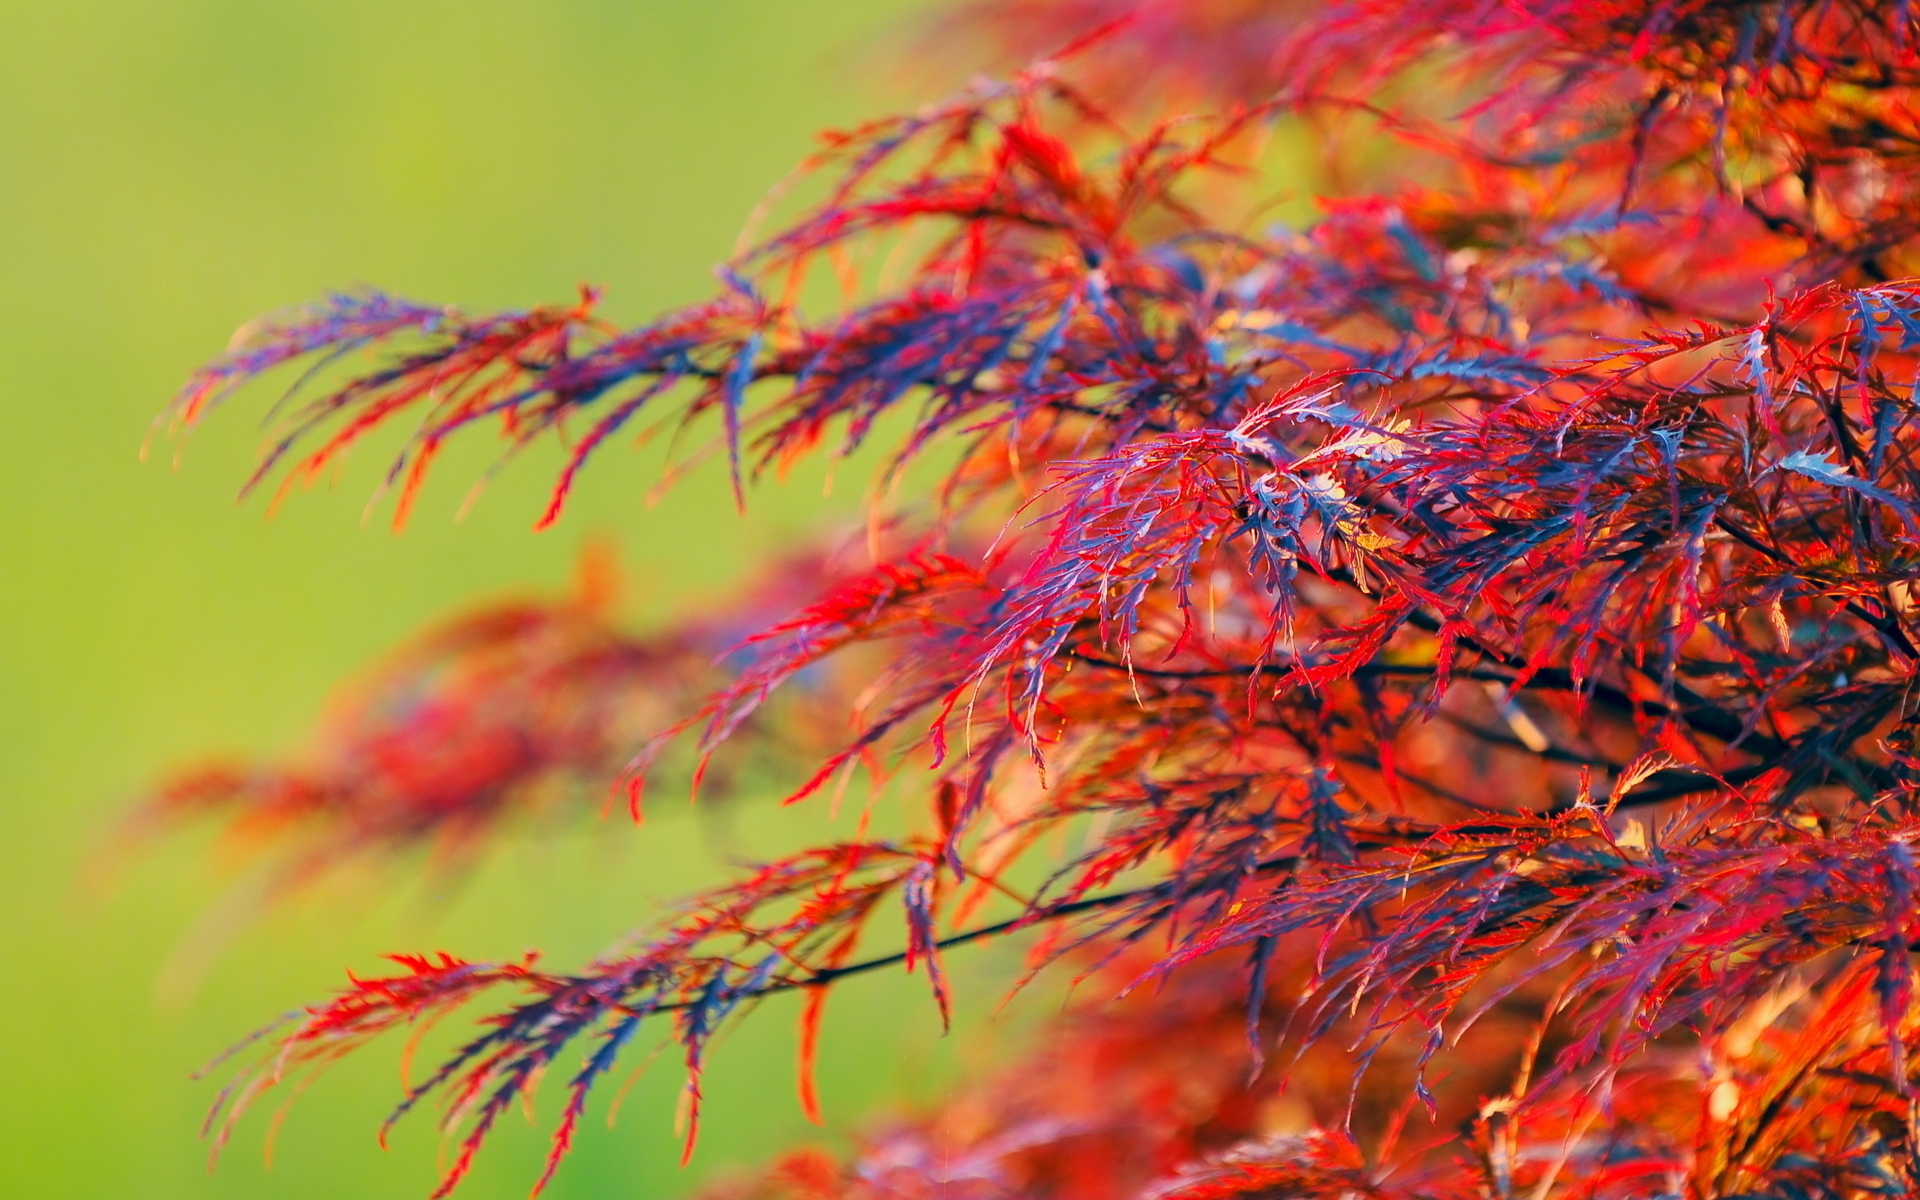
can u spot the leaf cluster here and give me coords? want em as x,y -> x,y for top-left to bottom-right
152,2 -> 1920,1196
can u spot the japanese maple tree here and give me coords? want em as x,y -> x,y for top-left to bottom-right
150,1 -> 1920,1196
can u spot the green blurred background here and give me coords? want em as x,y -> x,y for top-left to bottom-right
0,2 -> 1038,1196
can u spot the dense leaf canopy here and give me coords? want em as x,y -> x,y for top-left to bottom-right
155,1 -> 1920,1196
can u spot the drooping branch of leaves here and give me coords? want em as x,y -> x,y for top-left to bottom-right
150,1 -> 1920,1197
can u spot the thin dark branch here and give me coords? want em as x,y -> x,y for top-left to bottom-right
1065,647 -> 1787,758
636,885 -> 1163,1014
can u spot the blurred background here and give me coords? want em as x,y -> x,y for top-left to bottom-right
0,2 -> 1043,1196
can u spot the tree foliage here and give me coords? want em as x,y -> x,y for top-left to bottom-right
152,1 -> 1920,1196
